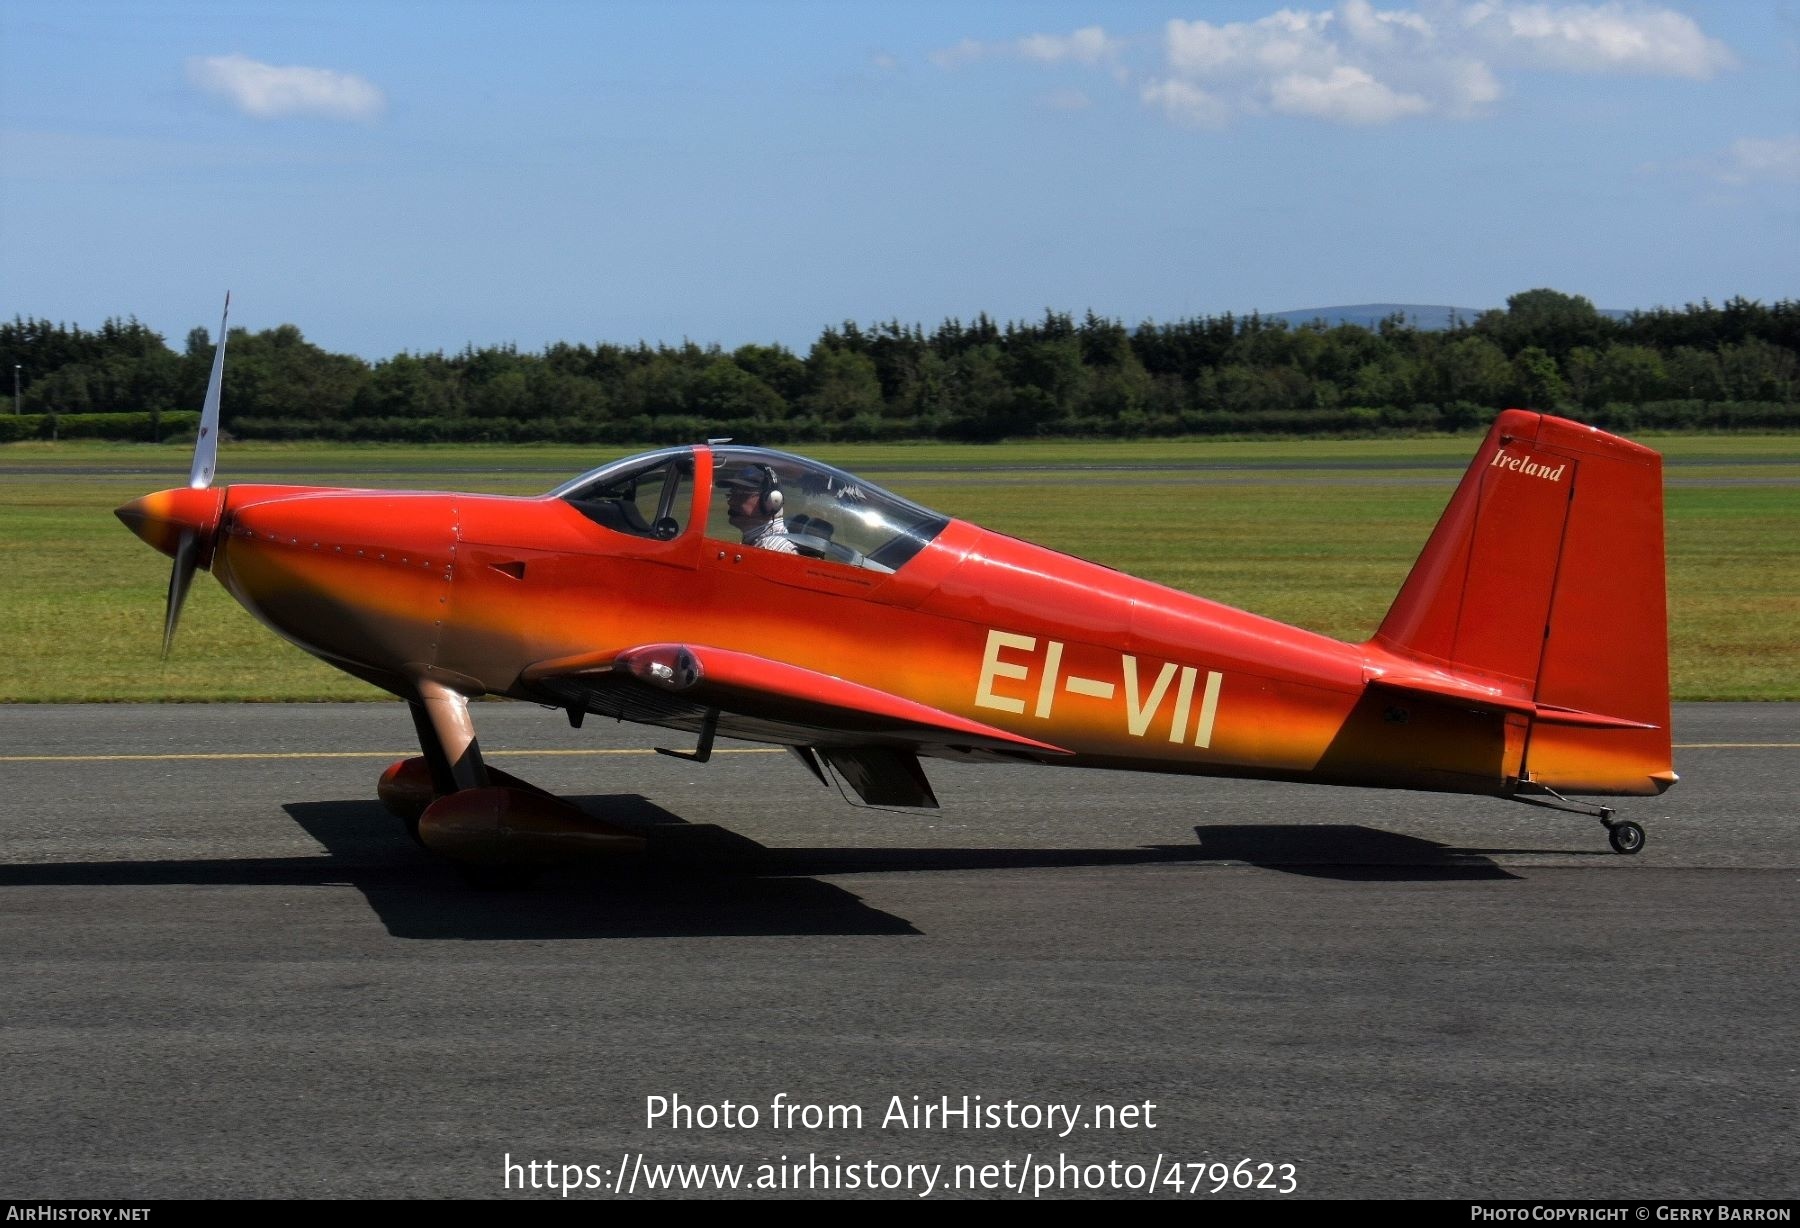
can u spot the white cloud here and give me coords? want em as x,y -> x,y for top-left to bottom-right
932,26 -> 1124,71
1165,10 -> 1338,81
186,54 -> 386,122
1440,58 -> 1505,111
934,2 -> 1736,129
1151,6 -> 1443,123
1270,65 -> 1432,123
1019,26 -> 1123,65
1462,2 -> 1736,78
1715,135 -> 1800,185
1340,0 -> 1432,48
1139,78 -> 1232,128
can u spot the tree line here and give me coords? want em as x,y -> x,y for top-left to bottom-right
2,288 -> 1795,444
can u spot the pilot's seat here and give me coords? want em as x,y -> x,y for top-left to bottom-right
784,514 -> 836,559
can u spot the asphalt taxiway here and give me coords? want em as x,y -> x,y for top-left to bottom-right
1,702 -> 1794,1199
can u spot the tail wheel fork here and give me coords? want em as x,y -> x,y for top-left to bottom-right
1511,784 -> 1647,856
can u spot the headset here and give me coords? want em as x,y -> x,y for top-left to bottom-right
751,465 -> 783,516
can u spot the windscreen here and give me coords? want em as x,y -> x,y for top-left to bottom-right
554,448 -> 695,541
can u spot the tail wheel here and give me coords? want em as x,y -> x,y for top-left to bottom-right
1607,820 -> 1646,855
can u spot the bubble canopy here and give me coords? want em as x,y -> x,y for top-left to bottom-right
552,445 -> 949,573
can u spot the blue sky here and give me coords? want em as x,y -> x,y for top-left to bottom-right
3,1 -> 1796,359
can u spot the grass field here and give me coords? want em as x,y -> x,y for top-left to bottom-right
3,433 -> 1795,701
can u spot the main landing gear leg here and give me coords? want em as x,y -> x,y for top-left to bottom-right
379,681 -> 491,833
376,680 -> 647,888
408,698 -> 458,797
1512,785 -> 1647,855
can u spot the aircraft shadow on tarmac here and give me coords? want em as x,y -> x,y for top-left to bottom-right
0,794 -> 1539,941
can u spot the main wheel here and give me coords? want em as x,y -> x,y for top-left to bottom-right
1607,820 -> 1645,855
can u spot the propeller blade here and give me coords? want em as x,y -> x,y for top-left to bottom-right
189,292 -> 230,490
162,528 -> 199,659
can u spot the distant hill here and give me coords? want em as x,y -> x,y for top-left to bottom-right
1267,303 -> 1488,330
1268,302 -> 1632,330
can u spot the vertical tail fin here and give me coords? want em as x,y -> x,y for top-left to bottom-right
1368,410 -> 1674,796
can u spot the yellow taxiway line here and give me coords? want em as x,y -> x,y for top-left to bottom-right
1670,743 -> 1799,749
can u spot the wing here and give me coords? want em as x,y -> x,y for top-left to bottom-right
521,642 -> 1070,807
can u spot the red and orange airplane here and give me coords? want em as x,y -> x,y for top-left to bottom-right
119,301 -> 1674,881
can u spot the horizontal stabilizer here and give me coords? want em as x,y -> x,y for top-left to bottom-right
1366,671 -> 1658,731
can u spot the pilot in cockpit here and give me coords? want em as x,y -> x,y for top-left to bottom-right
720,464 -> 799,554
